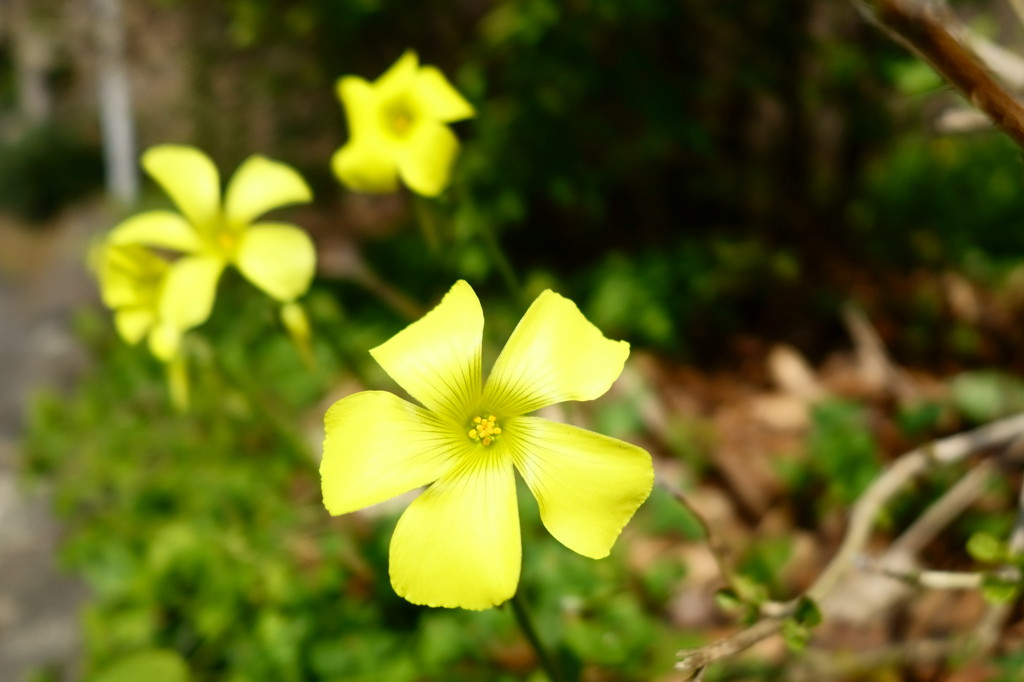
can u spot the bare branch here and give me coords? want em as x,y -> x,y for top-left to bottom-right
857,0 -> 1024,149
676,412 -> 1024,672
890,459 -> 995,555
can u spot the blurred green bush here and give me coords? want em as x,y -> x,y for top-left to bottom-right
24,279 -> 696,681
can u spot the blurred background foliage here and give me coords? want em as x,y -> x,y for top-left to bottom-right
10,0 -> 1024,358
9,0 -> 1024,679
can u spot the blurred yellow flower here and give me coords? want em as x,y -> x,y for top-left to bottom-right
95,241 -> 182,361
107,145 -> 316,333
320,281 -> 653,610
332,50 -> 475,197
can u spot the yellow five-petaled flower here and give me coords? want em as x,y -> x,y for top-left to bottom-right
320,281 -> 654,610
332,50 -> 475,197
106,145 -> 316,337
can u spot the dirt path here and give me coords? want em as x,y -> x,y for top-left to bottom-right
0,201 -> 111,681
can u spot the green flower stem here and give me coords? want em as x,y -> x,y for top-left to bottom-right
509,592 -> 564,682
475,216 -> 521,300
212,351 -> 313,466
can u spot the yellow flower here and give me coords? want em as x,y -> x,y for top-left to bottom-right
95,241 -> 182,361
107,145 -> 316,333
332,50 -> 475,197
320,281 -> 653,610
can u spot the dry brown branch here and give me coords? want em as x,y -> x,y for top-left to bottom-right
857,0 -> 1024,149
675,412 -> 1024,674
890,459 -> 995,555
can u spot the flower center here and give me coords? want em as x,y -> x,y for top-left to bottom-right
383,98 -> 417,138
217,230 -> 238,255
468,414 -> 501,446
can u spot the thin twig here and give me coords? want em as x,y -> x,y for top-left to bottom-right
810,413 -> 1024,600
890,459 -> 995,555
676,617 -> 790,673
658,477 -> 738,589
859,561 -> 1020,590
974,470 -> 1024,650
676,412 -> 1024,672
856,0 -> 1024,149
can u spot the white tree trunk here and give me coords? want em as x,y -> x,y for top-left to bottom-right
93,0 -> 137,205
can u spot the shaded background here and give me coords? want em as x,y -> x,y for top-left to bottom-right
4,0 -> 1024,680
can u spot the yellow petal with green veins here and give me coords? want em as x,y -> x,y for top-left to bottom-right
320,391 -> 465,514
396,119 -> 459,197
223,155 -> 312,230
484,289 -> 630,416
370,280 -> 483,423
108,210 -> 202,253
413,66 -> 475,122
158,255 -> 224,329
234,223 -> 315,301
505,416 -> 653,558
142,145 -> 221,231
389,450 -> 520,609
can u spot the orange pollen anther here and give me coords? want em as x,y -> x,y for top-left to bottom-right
468,414 -> 501,446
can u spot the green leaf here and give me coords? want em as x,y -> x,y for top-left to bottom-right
967,532 -> 1006,564
731,574 -> 768,606
792,596 -> 822,628
714,588 -> 743,612
781,619 -> 812,652
981,575 -> 1021,604
950,371 -> 1024,423
93,650 -> 189,682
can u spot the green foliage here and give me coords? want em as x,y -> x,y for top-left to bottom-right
24,280 -> 685,681
92,650 -> 190,682
852,134 -> 1024,269
967,531 -> 1006,564
950,371 -> 1024,424
803,399 -> 881,512
0,123 -> 103,222
980,574 -> 1021,605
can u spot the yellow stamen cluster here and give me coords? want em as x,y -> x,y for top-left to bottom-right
468,414 -> 501,446
384,99 -> 416,137
216,230 -> 239,255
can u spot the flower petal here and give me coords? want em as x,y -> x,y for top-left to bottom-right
375,50 -> 419,100
412,66 -> 475,122
370,280 -> 482,424
331,141 -> 400,194
158,255 -> 224,329
114,308 -> 154,344
234,223 -> 315,301
97,244 -> 167,308
223,155 -> 312,229
506,416 -> 653,558
483,290 -> 630,416
396,120 -> 459,197
148,321 -> 182,362
320,391 -> 465,514
108,210 -> 202,252
337,76 -> 381,140
389,450 -> 520,609
142,145 -> 221,230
